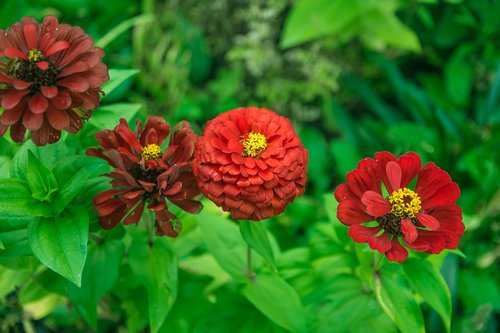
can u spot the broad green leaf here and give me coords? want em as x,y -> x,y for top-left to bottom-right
28,207 -> 89,286
242,273 -> 307,333
10,140 -> 67,182
129,237 -> 177,333
281,0 -> 372,48
375,264 -> 425,333
52,155 -> 107,215
0,156 -> 10,178
68,240 -> 124,328
102,69 -> 139,96
445,45 -> 474,106
27,151 -> 59,202
360,7 -> 421,52
240,220 -> 275,268
197,208 -> 250,280
0,212 -> 32,232
0,179 -> 53,217
0,228 -> 32,256
88,103 -> 142,130
402,258 -> 451,332
0,266 -> 31,298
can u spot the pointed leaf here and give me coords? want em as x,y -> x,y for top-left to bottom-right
375,264 -> 425,333
240,220 -> 275,268
27,150 -> 59,202
28,208 -> 89,286
129,236 -> 177,333
242,273 -> 307,333
0,179 -> 53,217
402,258 -> 451,333
101,69 -> 139,96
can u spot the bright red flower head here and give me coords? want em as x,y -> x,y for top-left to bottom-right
86,116 -> 202,237
193,106 -> 308,220
334,151 -> 465,262
0,16 -> 109,145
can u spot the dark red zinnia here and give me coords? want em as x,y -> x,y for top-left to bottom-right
86,116 -> 202,237
192,106 -> 308,220
0,16 -> 109,145
334,151 -> 465,262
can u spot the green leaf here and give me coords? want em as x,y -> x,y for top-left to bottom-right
28,207 -> 89,286
0,179 -> 53,217
0,212 -> 33,232
445,45 -> 474,106
240,221 -> 275,268
102,69 -> 139,96
280,0 -> 372,48
196,208 -> 249,280
27,150 -> 59,202
375,264 -> 425,333
242,273 -> 307,333
0,156 -> 10,178
0,266 -> 31,298
88,103 -> 142,130
10,140 -> 67,182
402,258 -> 452,333
52,155 -> 107,215
129,237 -> 177,333
68,240 -> 124,328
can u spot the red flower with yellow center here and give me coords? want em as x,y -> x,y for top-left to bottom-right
0,16 -> 109,145
192,106 -> 308,220
86,116 -> 202,237
334,151 -> 464,262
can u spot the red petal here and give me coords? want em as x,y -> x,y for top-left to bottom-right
45,40 -> 70,56
36,61 -> 49,71
58,61 -> 89,78
41,86 -> 58,98
368,232 -> 392,252
57,76 -> 90,92
4,48 -> 28,60
334,184 -> 355,202
348,225 -> 380,242
50,91 -> 72,110
385,161 -> 402,193
122,200 -> 145,225
399,152 -> 422,188
28,93 -> 48,113
22,110 -> 44,130
361,191 -> 391,217
163,182 -> 183,196
0,100 -> 26,125
401,218 -> 418,243
346,169 -> 377,198
421,182 -> 460,209
416,212 -> 440,230
97,198 -> 125,217
12,80 -> 32,90
23,24 -> 38,49
1,89 -> 30,109
415,163 -> 452,200
47,107 -> 70,130
385,238 -> 409,262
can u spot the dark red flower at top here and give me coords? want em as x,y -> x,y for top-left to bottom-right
0,16 -> 109,145
86,117 -> 202,237
192,106 -> 308,220
334,151 -> 465,262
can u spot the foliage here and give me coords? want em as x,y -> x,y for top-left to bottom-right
1,0 -> 499,332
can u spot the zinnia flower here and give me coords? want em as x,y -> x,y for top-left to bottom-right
192,106 -> 308,220
0,16 -> 109,145
86,116 -> 202,237
334,151 -> 464,262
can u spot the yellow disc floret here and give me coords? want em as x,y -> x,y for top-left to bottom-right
389,187 -> 421,218
141,143 -> 162,160
28,49 -> 43,62
241,132 -> 268,158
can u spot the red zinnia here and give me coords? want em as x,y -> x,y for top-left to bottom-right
86,117 -> 202,237
334,152 -> 465,262
0,16 -> 109,145
192,106 -> 308,220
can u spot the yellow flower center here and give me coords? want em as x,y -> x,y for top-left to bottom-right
241,132 -> 268,158
28,49 -> 43,62
141,144 -> 162,160
388,187 -> 421,218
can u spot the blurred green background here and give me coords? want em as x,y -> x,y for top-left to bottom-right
1,0 -> 499,332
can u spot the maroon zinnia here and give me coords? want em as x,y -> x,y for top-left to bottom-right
334,152 -> 464,262
86,117 -> 202,237
0,16 -> 109,145
192,106 -> 308,220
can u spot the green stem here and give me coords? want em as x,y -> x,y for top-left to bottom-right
246,245 -> 256,281
373,252 -> 385,272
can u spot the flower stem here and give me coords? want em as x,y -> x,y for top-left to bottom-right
373,252 -> 385,272
246,245 -> 256,281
